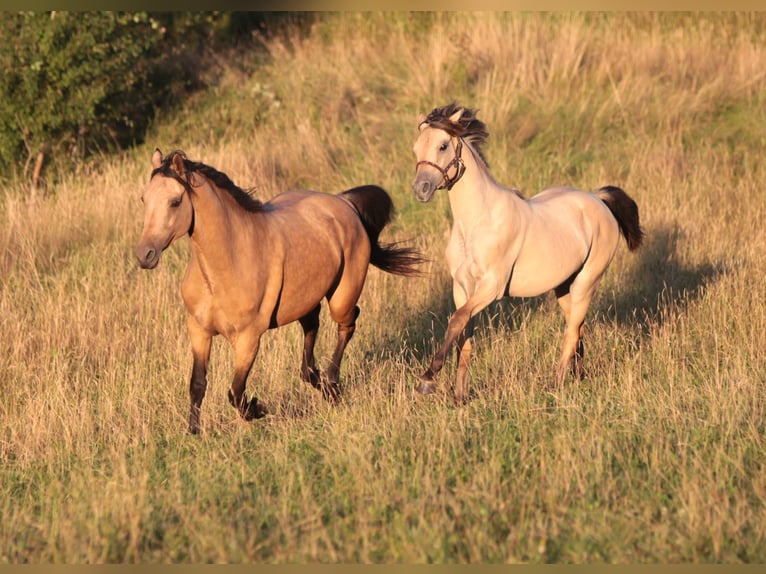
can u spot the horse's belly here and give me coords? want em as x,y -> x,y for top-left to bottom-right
506,245 -> 587,298
273,280 -> 335,326
506,268 -> 574,298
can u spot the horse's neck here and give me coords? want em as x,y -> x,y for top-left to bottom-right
188,180 -> 257,274
448,144 -> 521,222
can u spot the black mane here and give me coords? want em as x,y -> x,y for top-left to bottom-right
152,150 -> 264,213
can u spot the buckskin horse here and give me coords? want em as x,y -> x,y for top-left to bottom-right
136,149 -> 422,433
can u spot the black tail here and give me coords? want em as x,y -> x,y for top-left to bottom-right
595,186 -> 645,252
340,185 -> 425,276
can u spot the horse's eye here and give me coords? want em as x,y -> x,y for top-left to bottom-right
439,142 -> 449,152
170,196 -> 183,208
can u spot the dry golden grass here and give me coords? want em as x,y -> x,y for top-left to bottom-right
1,12 -> 765,563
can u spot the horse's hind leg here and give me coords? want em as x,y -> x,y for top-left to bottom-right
187,316 -> 212,435
554,286 -> 593,388
298,305 -> 321,389
573,322 -> 586,380
321,305 -> 360,404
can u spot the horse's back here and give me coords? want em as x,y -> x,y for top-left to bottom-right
527,186 -> 618,232
259,189 -> 371,325
264,189 -> 367,239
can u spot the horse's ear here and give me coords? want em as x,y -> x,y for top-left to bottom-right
171,152 -> 186,176
152,148 -> 162,169
417,112 -> 427,130
449,108 -> 464,124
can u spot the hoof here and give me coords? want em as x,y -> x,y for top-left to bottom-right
243,397 -> 269,421
319,376 -> 342,405
453,393 -> 468,406
228,390 -> 269,421
416,378 -> 437,395
189,408 -> 202,435
301,367 -> 322,389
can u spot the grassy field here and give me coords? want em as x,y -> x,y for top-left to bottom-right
1,12 -> 765,562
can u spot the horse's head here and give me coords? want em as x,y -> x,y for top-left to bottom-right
135,148 -> 195,269
411,108 -> 465,202
412,104 -> 490,202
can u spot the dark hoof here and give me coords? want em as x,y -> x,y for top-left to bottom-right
189,408 -> 201,435
243,397 -> 269,421
319,376 -> 342,405
228,389 -> 269,421
301,367 -> 322,389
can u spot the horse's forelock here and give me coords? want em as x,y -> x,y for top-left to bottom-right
425,103 -> 490,165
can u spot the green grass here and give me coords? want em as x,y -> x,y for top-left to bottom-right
1,12 -> 766,563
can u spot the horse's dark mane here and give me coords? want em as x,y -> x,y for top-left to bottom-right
423,102 -> 490,167
152,150 -> 264,213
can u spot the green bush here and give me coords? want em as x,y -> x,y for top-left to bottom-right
0,11 -> 283,184
0,12 -> 163,179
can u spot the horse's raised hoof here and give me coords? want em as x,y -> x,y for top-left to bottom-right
416,377 -> 437,395
228,389 -> 269,421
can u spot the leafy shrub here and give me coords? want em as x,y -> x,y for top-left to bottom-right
0,11 -> 289,184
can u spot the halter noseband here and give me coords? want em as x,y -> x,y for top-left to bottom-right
415,136 -> 466,191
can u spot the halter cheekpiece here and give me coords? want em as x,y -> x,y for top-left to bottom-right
415,136 -> 466,191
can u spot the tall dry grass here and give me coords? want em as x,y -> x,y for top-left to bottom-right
1,12 -> 765,562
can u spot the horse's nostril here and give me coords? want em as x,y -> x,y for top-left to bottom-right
135,244 -> 157,268
412,180 -> 433,201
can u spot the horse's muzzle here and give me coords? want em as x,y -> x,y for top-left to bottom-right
412,178 -> 436,203
135,243 -> 161,269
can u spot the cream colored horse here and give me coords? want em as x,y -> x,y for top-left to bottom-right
136,149 -> 422,433
412,104 -> 644,402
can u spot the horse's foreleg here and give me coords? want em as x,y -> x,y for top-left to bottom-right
454,317 -> 475,404
322,305 -> 360,404
418,306 -> 471,394
298,305 -> 321,388
419,278 -> 496,398
227,329 -> 268,421
187,317 -> 212,435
